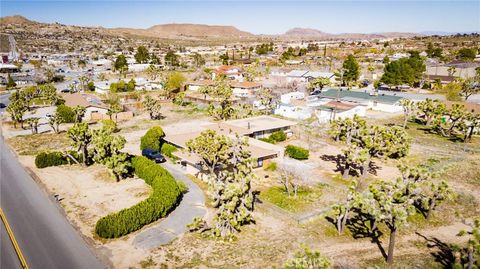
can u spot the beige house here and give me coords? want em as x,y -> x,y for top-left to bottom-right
162,116 -> 296,176
61,93 -> 109,121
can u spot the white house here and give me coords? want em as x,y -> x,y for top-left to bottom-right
274,103 -> 312,120
94,80 -> 115,95
315,101 -> 367,123
280,91 -> 305,104
230,81 -> 262,97
286,70 -> 309,83
186,80 -> 215,92
318,89 -> 404,113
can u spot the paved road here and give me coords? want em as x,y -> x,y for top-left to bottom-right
1,221 -> 22,269
0,137 -> 104,269
133,162 -> 206,249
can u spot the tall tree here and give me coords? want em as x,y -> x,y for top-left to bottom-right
187,132 -> 255,238
67,122 -> 92,166
142,95 -> 162,120
342,54 -> 360,87
114,54 -> 128,78
164,72 -> 186,99
134,46 -> 150,64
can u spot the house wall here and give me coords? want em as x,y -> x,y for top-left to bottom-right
316,106 -> 367,123
274,105 -> 312,120
369,102 -> 403,113
188,85 -> 202,92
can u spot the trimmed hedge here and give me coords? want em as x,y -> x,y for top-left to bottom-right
35,151 -> 68,168
140,126 -> 165,151
35,151 -> 84,168
95,156 -> 182,238
270,130 -> 287,142
161,143 -> 178,158
285,145 -> 309,160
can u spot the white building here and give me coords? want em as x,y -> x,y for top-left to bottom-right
315,101 -> 367,123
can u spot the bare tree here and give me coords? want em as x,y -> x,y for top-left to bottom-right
277,158 -> 313,198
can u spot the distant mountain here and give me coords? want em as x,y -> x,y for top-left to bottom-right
421,31 -> 479,36
0,15 -> 35,25
111,23 -> 254,39
282,27 -> 420,40
284,27 -> 333,38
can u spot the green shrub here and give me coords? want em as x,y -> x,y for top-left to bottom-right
100,119 -> 118,133
161,143 -> 177,158
56,104 -> 75,123
264,161 -> 277,171
35,151 -> 68,168
259,137 -> 276,144
176,181 -> 188,194
95,156 -> 182,238
285,145 -> 309,160
140,126 -> 165,151
270,130 -> 287,142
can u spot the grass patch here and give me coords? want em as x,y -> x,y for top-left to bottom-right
259,184 -> 325,213
7,133 -> 70,155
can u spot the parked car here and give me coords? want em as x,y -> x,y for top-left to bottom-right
310,89 -> 322,96
60,89 -> 71,93
45,113 -> 53,119
0,103 -> 6,108
141,148 -> 166,163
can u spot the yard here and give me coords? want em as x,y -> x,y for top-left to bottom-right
3,106 -> 479,268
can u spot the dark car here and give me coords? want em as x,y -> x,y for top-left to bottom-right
142,148 -> 166,163
61,89 -> 71,93
0,103 -> 6,108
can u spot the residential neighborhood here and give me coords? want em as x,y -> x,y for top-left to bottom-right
0,2 -> 480,269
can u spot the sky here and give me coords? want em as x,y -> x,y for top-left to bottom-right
1,0 -> 479,34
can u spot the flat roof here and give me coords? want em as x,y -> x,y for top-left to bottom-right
165,133 -> 279,160
319,89 -> 403,105
224,115 -> 297,133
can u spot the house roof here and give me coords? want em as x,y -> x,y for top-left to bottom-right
61,93 -> 108,109
303,71 -> 334,79
214,65 -> 242,75
286,70 -> 309,77
230,81 -> 262,89
187,80 -> 215,87
165,132 -> 278,161
319,89 -> 403,105
317,101 -> 361,112
224,115 -> 297,133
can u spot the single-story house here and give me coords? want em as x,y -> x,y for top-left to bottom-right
302,71 -> 336,83
186,80 -> 215,91
317,89 -> 404,113
162,117 -> 293,175
315,101 -> 367,123
61,92 -> 109,121
224,115 -> 297,139
286,70 -> 309,83
274,103 -> 313,120
230,81 -> 262,97
280,91 -> 305,104
94,80 -> 115,95
212,65 -> 243,80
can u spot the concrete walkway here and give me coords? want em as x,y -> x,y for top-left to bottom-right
133,162 -> 206,249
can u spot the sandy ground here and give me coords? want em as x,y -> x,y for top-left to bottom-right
17,156 -> 152,268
